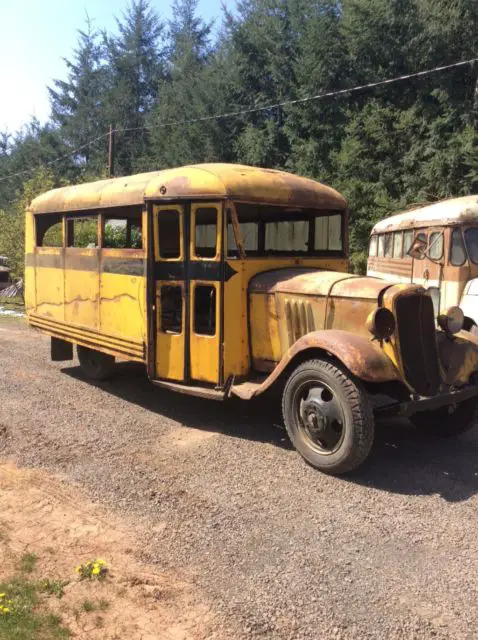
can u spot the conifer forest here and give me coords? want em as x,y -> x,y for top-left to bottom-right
1,0 -> 477,276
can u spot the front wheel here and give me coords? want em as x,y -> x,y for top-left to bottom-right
77,345 -> 115,381
410,397 -> 478,437
282,358 -> 374,474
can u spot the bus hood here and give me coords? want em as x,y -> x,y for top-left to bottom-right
249,268 -> 396,301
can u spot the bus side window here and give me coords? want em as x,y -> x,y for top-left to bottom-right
36,214 -> 63,247
384,233 -> 393,258
369,235 -> 377,257
67,215 -> 98,248
104,208 -> 142,249
377,235 -> 385,257
393,231 -> 403,258
450,228 -> 466,266
403,230 -> 414,256
429,231 -> 443,260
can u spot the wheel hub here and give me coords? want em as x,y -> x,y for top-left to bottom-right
302,401 -> 327,434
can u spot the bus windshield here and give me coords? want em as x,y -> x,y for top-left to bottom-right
464,227 -> 478,263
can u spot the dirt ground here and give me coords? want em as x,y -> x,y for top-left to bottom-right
2,316 -> 478,639
0,461 -> 217,640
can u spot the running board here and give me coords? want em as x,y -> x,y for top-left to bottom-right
152,379 -> 226,401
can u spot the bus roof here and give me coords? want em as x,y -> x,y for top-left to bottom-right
30,163 -> 346,214
371,196 -> 478,234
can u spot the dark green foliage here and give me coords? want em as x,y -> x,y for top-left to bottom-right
1,0 -> 477,272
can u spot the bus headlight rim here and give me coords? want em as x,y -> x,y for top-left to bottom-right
366,307 -> 396,340
438,306 -> 464,335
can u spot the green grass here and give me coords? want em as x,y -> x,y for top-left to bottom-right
0,296 -> 24,311
18,554 -> 37,574
0,577 -> 70,639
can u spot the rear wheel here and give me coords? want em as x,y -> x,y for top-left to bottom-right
77,346 -> 115,381
410,398 -> 478,437
282,358 -> 374,474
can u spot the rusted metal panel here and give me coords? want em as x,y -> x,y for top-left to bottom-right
30,164 -> 347,215
232,329 -> 400,399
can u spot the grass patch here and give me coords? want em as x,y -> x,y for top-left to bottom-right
82,599 -> 95,613
39,579 -> 67,599
0,576 -> 70,639
18,554 -> 37,574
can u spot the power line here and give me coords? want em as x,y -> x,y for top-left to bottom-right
116,57 -> 478,134
1,56 -> 477,184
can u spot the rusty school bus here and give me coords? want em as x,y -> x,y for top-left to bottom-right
367,196 -> 478,331
26,165 -> 478,474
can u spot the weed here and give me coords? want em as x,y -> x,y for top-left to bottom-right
39,579 -> 68,599
98,599 -> 109,611
82,599 -> 96,613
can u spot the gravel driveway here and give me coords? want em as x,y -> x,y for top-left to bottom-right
1,318 -> 478,639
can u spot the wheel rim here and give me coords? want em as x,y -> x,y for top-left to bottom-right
293,381 -> 345,455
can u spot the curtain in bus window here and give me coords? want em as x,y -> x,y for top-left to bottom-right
328,215 -> 342,250
265,220 -> 308,252
314,216 -> 328,250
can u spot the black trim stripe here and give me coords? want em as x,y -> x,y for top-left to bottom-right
154,261 -> 236,282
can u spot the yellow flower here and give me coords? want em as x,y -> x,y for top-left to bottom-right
0,593 -> 5,598
3,608 -> 9,613
92,566 -> 100,575
96,559 -> 106,566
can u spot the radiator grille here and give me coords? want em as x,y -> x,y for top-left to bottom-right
285,298 -> 315,345
395,293 -> 441,396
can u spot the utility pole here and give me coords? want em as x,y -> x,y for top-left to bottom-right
108,124 -> 115,178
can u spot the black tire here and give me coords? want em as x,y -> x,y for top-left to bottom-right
410,398 -> 478,437
77,345 -> 115,381
282,358 -> 374,474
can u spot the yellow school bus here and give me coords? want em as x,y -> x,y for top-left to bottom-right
25,164 -> 478,474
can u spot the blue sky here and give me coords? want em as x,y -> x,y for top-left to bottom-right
0,0 -> 233,134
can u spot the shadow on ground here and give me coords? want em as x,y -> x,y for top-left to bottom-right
63,362 -> 478,502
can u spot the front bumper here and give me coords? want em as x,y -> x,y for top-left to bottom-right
375,385 -> 478,419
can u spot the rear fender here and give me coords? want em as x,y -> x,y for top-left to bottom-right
236,330 -> 400,399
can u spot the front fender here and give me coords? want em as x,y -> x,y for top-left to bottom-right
438,330 -> 478,385
233,330 -> 400,399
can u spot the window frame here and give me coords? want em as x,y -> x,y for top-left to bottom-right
154,206 -> 183,262
191,203 -> 221,261
101,206 -> 143,250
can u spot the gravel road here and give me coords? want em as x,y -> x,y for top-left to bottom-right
1,318 -> 478,639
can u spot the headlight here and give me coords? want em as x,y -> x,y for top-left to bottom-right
438,306 -> 464,335
366,308 -> 396,340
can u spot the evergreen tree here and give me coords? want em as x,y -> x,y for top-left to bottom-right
48,18 -> 108,176
143,0 -> 216,169
104,0 -> 166,174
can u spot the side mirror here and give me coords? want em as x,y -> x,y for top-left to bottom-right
407,236 -> 427,260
